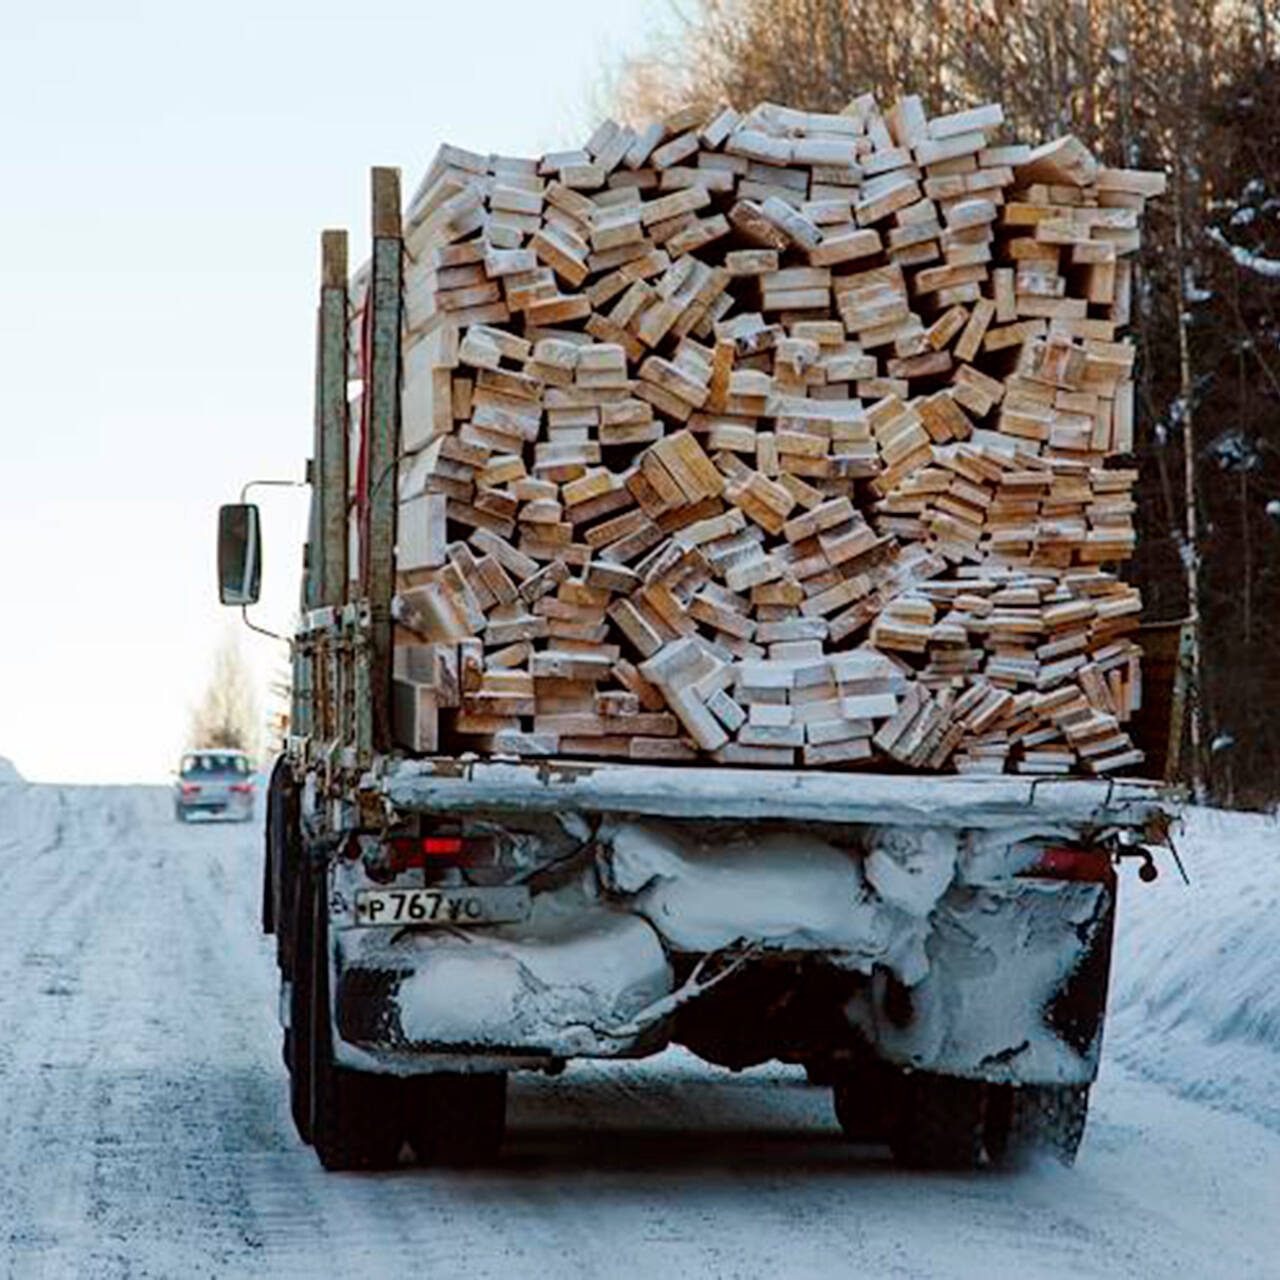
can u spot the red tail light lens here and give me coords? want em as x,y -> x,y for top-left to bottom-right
387,834 -> 484,871
230,783 -> 253,794
355,831 -> 499,879
1021,846 -> 1114,883
181,783 -> 201,795
421,837 -> 464,856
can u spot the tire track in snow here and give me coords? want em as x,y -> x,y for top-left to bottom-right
0,788 -> 160,1277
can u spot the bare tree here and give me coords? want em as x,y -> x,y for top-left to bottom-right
190,632 -> 260,754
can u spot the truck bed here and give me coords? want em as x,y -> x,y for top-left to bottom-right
384,757 -> 1170,833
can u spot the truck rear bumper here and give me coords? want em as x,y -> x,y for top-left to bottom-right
326,820 -> 1115,1085
330,893 -> 674,1070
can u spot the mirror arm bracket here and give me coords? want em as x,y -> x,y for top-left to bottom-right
229,478 -> 305,635
241,605 -> 290,644
240,477 -> 307,502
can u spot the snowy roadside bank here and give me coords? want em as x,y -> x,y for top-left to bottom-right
1109,805 -> 1280,1132
0,776 -> 171,861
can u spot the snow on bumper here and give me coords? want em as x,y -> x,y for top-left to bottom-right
331,886 -> 674,1066
600,819 -> 1113,1084
853,878 -> 1115,1084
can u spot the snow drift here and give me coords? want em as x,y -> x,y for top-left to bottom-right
1109,806 -> 1280,1131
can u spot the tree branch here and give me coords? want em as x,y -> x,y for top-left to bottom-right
1206,225 -> 1280,279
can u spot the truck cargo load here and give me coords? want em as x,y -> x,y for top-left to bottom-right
365,96 -> 1165,778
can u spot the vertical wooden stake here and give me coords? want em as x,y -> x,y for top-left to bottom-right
364,168 -> 403,754
316,229 -> 349,610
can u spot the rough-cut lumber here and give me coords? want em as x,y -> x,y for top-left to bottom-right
374,88 -> 1164,776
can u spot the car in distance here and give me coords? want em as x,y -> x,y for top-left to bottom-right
174,749 -> 256,822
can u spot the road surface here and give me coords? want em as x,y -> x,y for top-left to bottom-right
1,784 -> 1277,1279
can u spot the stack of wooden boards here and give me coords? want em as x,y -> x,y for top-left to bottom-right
368,92 -> 1165,776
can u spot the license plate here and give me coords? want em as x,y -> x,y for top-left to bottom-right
353,886 -> 530,928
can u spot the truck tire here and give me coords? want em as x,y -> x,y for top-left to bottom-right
308,875 -> 403,1171
261,840 -> 275,936
804,1058 -> 834,1086
265,757 -> 297,954
888,1072 -> 988,1170
286,858 -> 314,1145
406,1073 -> 507,1166
986,1084 -> 1090,1169
833,1079 -> 879,1142
831,1063 -> 896,1144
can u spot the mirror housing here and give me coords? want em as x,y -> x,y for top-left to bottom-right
218,504 -> 262,606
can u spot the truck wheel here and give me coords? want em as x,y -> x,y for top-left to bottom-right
829,1080 -> 890,1141
986,1084 -> 1090,1169
309,876 -> 403,1171
831,1063 -> 896,1144
261,841 -> 275,936
267,758 -> 300,973
833,1079 -> 874,1140
804,1058 -> 834,1086
406,1073 -> 507,1166
888,1072 -> 988,1170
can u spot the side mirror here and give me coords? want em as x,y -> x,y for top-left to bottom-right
218,504 -> 262,606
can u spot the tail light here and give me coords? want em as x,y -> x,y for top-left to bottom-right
1020,845 -> 1114,883
387,833 -> 491,872
348,829 -> 499,881
181,783 -> 201,795
230,783 -> 253,794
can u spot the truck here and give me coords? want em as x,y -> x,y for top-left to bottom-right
216,167 -> 1184,1173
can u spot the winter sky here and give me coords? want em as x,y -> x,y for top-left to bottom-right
0,0 -> 662,783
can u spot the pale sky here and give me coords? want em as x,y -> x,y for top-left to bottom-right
0,0 -> 664,783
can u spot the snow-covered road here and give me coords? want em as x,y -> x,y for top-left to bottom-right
1,783 -> 1277,1279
